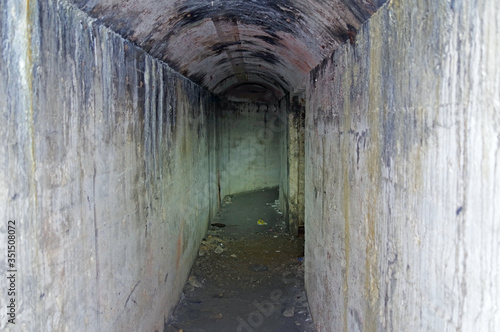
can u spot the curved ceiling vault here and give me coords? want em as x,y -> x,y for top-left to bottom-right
69,0 -> 386,103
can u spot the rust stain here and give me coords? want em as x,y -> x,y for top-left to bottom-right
364,29 -> 383,329
26,0 -> 38,211
348,30 -> 357,46
176,223 -> 184,269
175,233 -> 182,269
341,101 -> 351,332
364,208 -> 379,332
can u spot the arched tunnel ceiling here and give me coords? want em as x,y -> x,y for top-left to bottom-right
69,0 -> 386,102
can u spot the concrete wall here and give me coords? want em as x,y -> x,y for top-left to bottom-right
305,0 -> 500,331
0,0 -> 217,330
216,101 -> 282,198
279,94 -> 306,236
279,97 -> 291,222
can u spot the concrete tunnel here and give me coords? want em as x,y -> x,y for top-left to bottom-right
1,0 -> 499,330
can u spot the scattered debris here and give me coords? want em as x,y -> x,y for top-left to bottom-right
257,219 -> 267,225
188,276 -> 203,288
270,199 -> 284,215
283,306 -> 295,317
168,189 -> 314,331
198,235 -> 227,256
223,195 -> 232,205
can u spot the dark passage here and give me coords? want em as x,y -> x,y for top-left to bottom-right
166,189 -> 313,332
4,1 -> 496,331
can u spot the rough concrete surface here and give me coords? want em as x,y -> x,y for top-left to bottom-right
279,94 -> 306,237
0,0 -> 218,330
279,96 -> 290,226
305,0 -> 500,331
216,101 -> 282,199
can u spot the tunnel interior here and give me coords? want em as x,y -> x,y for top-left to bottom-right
1,0 -> 499,331
64,0 -> 388,236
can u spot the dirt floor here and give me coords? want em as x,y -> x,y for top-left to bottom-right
166,188 -> 315,332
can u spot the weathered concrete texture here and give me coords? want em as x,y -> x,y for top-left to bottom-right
0,0 -> 217,330
279,97 -> 290,225
305,0 -> 500,331
287,95 -> 306,235
0,2 -> 38,330
279,94 -> 306,236
215,101 -> 282,198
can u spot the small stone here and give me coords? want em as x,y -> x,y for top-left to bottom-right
230,254 -> 237,258
188,276 -> 202,288
214,246 -> 224,254
283,306 -> 295,317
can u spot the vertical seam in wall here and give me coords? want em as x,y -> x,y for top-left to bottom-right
25,6 -> 41,318
93,165 -> 101,330
93,24 -> 102,331
26,0 -> 38,213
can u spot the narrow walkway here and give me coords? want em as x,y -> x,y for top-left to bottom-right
167,188 -> 314,332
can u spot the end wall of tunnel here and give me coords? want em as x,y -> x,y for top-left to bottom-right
214,100 -> 283,198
